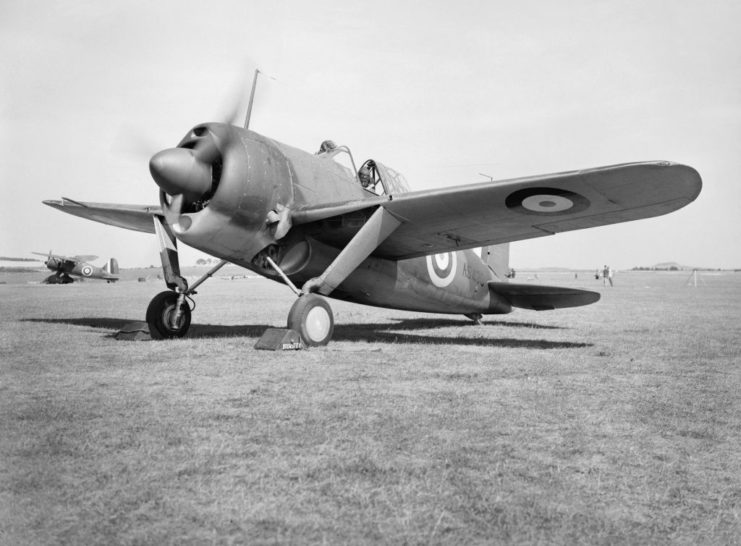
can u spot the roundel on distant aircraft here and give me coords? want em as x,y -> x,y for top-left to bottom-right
505,187 -> 589,215
81,265 -> 93,276
426,252 -> 457,287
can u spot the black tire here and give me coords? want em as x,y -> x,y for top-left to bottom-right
287,294 -> 334,347
146,291 -> 191,340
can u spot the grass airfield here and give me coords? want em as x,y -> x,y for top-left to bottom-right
1,269 -> 739,545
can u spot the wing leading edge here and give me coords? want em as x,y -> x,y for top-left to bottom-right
43,198 -> 161,234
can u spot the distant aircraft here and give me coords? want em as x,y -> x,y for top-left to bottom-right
44,71 -> 701,344
32,251 -> 119,284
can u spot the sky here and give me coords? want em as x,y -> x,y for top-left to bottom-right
2,0 -> 740,270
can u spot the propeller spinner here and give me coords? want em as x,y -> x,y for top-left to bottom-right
149,124 -> 228,230
149,147 -> 212,203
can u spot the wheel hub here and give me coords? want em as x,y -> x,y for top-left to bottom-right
305,306 -> 331,341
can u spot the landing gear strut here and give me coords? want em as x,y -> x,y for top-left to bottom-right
145,258 -> 229,339
265,206 -> 402,347
148,215 -> 230,339
263,255 -> 335,347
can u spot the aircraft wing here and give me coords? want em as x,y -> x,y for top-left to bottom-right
31,251 -> 81,267
43,198 -> 161,234
293,161 -> 701,259
2,256 -> 40,262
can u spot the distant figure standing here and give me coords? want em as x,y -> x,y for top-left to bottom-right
603,265 -> 613,286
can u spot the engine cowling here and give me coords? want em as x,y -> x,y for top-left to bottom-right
149,123 -> 294,263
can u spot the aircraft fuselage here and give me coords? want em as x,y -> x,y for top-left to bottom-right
160,124 -> 511,314
44,257 -> 118,282
252,237 -> 512,315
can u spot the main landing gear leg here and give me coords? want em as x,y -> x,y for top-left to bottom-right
264,207 -> 402,347
147,216 -> 191,339
147,216 -> 229,339
264,256 -> 335,347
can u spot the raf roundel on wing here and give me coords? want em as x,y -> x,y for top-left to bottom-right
505,187 -> 590,215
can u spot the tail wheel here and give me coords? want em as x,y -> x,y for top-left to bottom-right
287,294 -> 334,347
146,290 -> 191,339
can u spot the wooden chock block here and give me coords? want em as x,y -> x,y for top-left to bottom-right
115,321 -> 151,341
254,328 -> 304,351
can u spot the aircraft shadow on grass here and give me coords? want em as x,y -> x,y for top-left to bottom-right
23,317 -> 590,350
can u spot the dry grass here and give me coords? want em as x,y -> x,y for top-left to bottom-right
1,270 -> 739,545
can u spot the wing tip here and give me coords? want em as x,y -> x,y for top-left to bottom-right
43,197 -> 91,209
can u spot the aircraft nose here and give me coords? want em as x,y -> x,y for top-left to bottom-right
149,148 -> 212,202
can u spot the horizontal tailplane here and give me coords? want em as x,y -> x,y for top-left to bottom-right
488,282 -> 600,311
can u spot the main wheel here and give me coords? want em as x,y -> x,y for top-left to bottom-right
287,294 -> 334,347
146,290 -> 191,340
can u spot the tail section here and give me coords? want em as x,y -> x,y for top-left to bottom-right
105,258 -> 119,276
482,244 -> 599,312
481,244 -> 510,280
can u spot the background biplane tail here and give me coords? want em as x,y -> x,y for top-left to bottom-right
105,258 -> 119,276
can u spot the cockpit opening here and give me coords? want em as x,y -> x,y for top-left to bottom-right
315,139 -> 411,196
358,159 -> 381,194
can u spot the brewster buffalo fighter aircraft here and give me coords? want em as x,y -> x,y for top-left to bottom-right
44,80 -> 701,345
33,251 -> 119,284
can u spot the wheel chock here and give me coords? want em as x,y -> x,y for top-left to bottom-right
255,328 -> 304,350
115,321 -> 151,341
